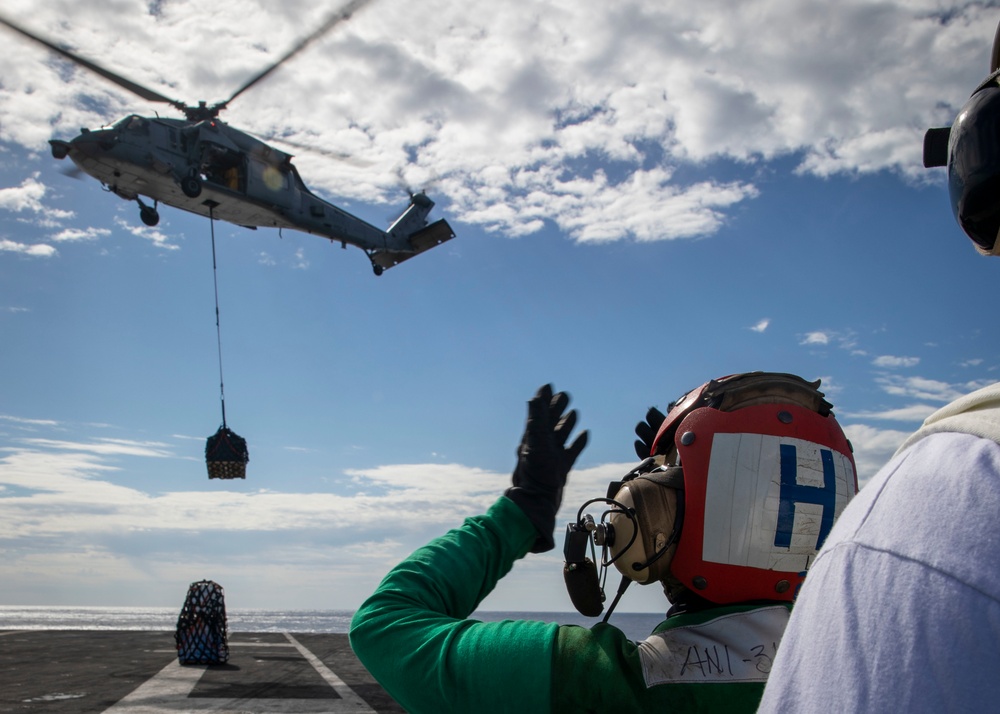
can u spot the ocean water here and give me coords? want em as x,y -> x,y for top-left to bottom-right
0,606 -> 665,642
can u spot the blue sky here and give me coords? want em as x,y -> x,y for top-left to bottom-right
0,0 -> 998,616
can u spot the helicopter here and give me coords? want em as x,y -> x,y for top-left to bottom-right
923,19 -> 1000,256
0,4 -> 454,276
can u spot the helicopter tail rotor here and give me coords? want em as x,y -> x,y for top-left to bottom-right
393,164 -> 441,200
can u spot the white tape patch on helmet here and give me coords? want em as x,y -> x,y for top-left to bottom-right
701,433 -> 855,572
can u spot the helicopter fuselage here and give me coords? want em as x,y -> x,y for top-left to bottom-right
50,114 -> 454,273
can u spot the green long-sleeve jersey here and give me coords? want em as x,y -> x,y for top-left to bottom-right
349,496 -> 787,713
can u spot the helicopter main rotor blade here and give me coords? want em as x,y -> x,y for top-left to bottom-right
257,132 -> 374,166
218,0 -> 375,110
0,13 -> 183,108
991,19 -> 1000,73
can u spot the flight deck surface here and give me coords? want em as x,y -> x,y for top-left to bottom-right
0,630 -> 403,713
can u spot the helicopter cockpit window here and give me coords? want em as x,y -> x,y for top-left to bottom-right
116,115 -> 149,134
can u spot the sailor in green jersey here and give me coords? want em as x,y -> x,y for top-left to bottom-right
350,374 -> 858,713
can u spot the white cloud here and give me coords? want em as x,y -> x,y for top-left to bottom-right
0,414 -> 932,608
876,374 -> 994,403
0,0 -> 991,243
0,238 -> 56,257
816,374 -> 839,397
292,247 -> 309,269
0,406 -> 974,606
112,218 -> 180,250
799,329 -> 861,352
50,227 -> 111,242
0,442 -> 628,542
847,404 -> 937,422
750,318 -> 770,333
0,176 -> 73,223
872,355 -> 920,368
801,331 -> 830,345
449,168 -> 758,242
0,176 -> 47,212
0,415 -> 59,427
843,423 -> 911,488
19,438 -> 175,459
0,418 -> 635,607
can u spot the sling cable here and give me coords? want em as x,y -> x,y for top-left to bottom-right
203,203 -> 249,479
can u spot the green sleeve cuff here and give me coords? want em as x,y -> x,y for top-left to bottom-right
493,493 -> 543,556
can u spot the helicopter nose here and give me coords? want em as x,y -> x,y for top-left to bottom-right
49,140 -> 70,160
69,128 -> 118,155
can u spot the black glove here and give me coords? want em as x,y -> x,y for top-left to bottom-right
634,406 -> 666,459
506,384 -> 589,553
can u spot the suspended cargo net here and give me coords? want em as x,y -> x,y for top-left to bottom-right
175,579 -> 230,665
205,426 -> 249,479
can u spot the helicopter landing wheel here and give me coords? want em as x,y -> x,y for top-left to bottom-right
372,263 -> 384,276
140,205 -> 160,226
181,174 -> 202,198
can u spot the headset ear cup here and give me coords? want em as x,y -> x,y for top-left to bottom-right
610,479 -> 680,585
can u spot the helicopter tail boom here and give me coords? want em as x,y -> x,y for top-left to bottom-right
372,217 -> 455,271
368,193 -> 455,271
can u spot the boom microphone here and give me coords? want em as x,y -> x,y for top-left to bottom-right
563,521 -> 605,617
563,558 -> 605,617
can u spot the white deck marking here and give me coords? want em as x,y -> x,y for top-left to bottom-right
102,634 -> 376,713
102,659 -> 205,713
283,633 -> 374,712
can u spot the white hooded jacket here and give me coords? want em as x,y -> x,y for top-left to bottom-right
758,382 -> 1000,713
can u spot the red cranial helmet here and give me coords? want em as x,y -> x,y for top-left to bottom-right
607,372 -> 858,604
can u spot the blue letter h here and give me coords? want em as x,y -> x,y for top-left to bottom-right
774,444 -> 837,550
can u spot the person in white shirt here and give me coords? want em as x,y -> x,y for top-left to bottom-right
759,382 -> 1000,711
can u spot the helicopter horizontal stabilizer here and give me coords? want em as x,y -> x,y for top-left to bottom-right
371,218 -> 455,271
